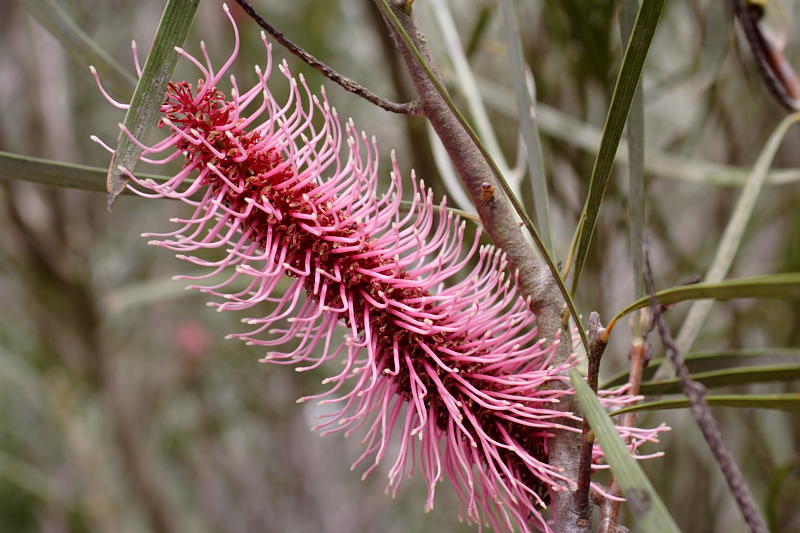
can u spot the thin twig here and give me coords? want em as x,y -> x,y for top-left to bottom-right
575,312 -> 608,523
643,246 -> 768,533
599,311 -> 651,533
231,0 -> 420,115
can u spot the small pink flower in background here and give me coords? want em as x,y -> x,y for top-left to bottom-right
175,318 -> 212,358
175,318 -> 212,379
92,6 -> 666,531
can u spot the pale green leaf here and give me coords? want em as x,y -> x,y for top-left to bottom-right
620,0 -> 646,299
106,0 -> 199,208
636,364 -> 800,395
568,0 -> 664,293
609,273 -> 800,331
674,112 -> 800,354
21,0 -> 136,94
570,369 -> 680,532
499,0 -> 552,250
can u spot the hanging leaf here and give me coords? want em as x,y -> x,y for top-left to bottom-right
674,112 -> 800,354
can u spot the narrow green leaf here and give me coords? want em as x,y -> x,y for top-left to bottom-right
620,0 -> 646,299
602,347 -> 800,389
0,153 -> 480,227
21,0 -> 136,94
609,273 -> 800,330
610,394 -> 800,416
499,0 -> 552,251
674,112 -> 800,354
377,0 -> 589,353
568,0 -> 664,293
0,151 -> 163,194
570,370 -> 680,532
106,0 -> 199,208
636,364 -> 800,395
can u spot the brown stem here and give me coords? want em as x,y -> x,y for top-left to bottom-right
643,248 -> 767,533
231,0 -> 419,115
598,317 -> 650,533
371,2 -> 586,531
575,312 -> 607,522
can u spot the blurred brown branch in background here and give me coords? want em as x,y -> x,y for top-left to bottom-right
644,244 -> 768,533
232,0 -> 420,114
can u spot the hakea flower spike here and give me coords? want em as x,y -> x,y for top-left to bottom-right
93,8 -> 666,532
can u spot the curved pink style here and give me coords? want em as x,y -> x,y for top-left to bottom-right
93,8 -> 666,532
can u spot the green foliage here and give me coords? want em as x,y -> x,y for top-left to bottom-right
602,348 -> 800,388
610,272 -> 800,329
610,394 -> 800,416
105,0 -> 199,206
568,0 -> 664,293
635,364 -> 800,395
571,370 -> 681,532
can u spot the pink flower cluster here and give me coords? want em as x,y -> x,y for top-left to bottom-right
93,7 -> 665,532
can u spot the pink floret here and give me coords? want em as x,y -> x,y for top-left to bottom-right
92,8 -> 668,531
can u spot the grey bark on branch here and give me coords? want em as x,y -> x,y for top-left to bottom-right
372,2 -> 588,531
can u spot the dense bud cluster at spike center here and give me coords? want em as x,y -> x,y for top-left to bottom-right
92,7 -> 666,532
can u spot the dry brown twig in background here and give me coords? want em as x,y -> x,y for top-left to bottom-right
232,0 -> 420,115
643,245 -> 767,533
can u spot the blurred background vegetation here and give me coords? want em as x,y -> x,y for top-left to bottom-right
1,0 -> 799,531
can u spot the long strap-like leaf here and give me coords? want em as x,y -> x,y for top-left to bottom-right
106,0 -> 199,208
602,347 -> 800,388
567,0 -> 664,294
611,394 -> 800,416
608,273 -> 800,331
673,112 -> 800,354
